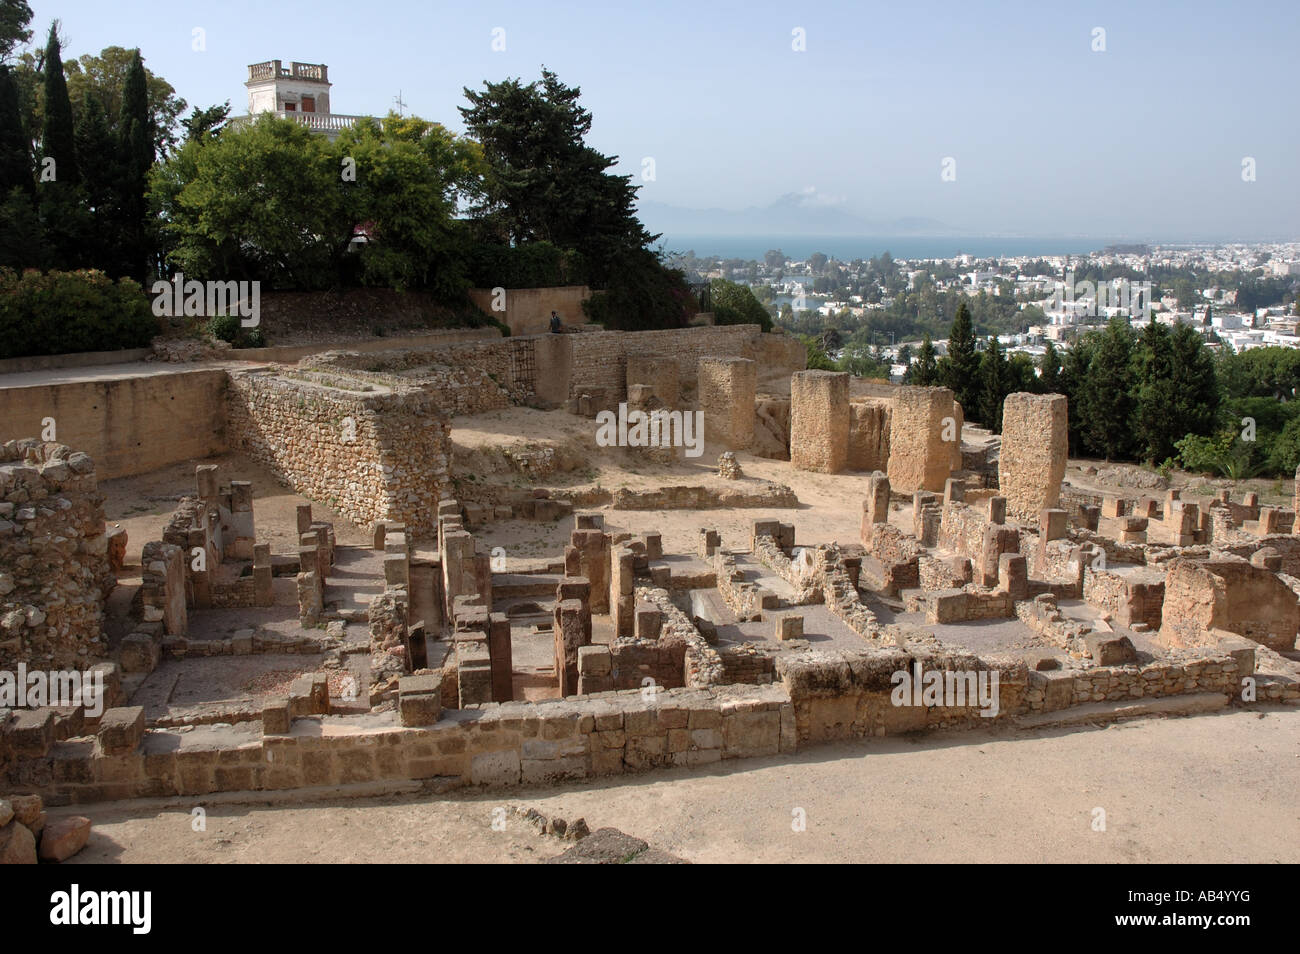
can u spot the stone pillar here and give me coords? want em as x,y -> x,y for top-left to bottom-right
998,392 -> 1068,523
228,480 -> 255,560
643,531 -> 663,559
570,529 -> 610,614
698,357 -> 757,451
610,547 -> 636,638
488,612 -> 513,703
979,525 -> 1020,587
997,553 -> 1028,600
196,464 -> 220,502
253,542 -> 273,606
887,385 -> 956,493
553,599 -> 586,696
944,478 -> 964,506
911,492 -> 942,547
861,471 -> 891,547
1294,466 -> 1300,531
455,633 -> 493,707
950,401 -> 964,472
441,530 -> 477,619
790,370 -> 850,473
556,576 -> 592,643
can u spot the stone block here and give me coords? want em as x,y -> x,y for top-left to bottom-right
97,706 -> 145,755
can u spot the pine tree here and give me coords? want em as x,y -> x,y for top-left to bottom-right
115,49 -> 153,280
40,23 -> 78,186
940,300 -> 979,413
978,335 -> 1009,432
914,334 -> 938,385
1039,339 -> 1063,394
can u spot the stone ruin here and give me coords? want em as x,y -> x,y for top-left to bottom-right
0,440 -> 115,671
2,331 -> 1297,818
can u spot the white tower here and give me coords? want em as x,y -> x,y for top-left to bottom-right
245,60 -> 333,117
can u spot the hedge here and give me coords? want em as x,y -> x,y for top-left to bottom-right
0,269 -> 157,359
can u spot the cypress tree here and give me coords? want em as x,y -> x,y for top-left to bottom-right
1082,317 -> 1137,460
1133,321 -> 1176,463
40,23 -> 78,186
914,334 -> 938,385
941,300 -> 979,413
1039,339 -> 1063,394
0,64 -> 34,200
74,92 -> 116,270
116,48 -> 153,280
978,335 -> 1009,432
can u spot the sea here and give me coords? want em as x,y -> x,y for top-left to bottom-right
655,234 -> 1109,262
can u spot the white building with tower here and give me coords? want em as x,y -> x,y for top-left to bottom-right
241,60 -> 363,138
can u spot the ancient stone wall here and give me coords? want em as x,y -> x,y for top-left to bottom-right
225,370 -> 450,534
848,401 -> 891,472
0,370 -> 228,480
467,285 -> 590,336
790,370 -> 849,473
304,338 -> 538,406
568,325 -> 794,405
297,358 -> 509,416
0,440 -> 113,671
5,683 -> 794,803
888,386 -> 956,493
1159,557 -> 1299,652
625,356 -> 680,409
999,393 -> 1068,522
697,358 -> 756,450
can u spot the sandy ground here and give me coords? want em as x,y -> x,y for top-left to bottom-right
63,707 -> 1300,864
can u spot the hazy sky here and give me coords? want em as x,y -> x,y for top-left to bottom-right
25,0 -> 1300,241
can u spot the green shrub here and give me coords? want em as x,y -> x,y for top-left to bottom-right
0,268 -> 157,359
206,313 -> 241,344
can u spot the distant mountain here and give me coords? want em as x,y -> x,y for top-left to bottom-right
636,193 -> 959,237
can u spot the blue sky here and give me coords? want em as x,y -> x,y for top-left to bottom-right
25,0 -> 1300,241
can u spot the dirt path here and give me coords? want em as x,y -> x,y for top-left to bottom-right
64,707 -> 1299,864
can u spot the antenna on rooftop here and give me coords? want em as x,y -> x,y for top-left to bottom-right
393,91 -> 407,117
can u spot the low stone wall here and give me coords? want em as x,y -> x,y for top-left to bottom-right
778,648 -> 1029,744
718,644 -> 777,685
1083,567 -> 1165,629
0,440 -> 114,671
12,684 -> 794,805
